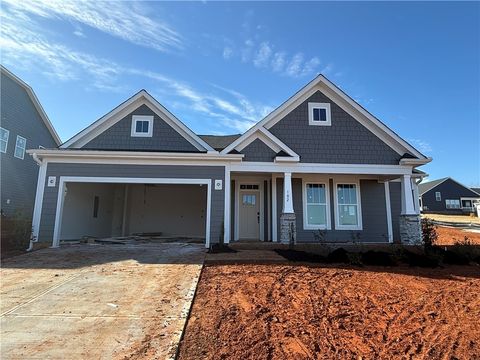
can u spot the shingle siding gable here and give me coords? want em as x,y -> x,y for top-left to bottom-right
269,90 -> 401,164
82,104 -> 200,152
241,138 -> 277,162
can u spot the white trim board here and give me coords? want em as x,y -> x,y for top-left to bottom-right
301,178 -> 332,230
1,66 -> 61,145
233,178 -> 265,241
60,90 -> 214,152
221,74 -> 429,161
51,176 -> 212,248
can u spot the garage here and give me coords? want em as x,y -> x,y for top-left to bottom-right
54,177 -> 211,246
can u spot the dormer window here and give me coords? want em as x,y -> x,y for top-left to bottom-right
131,115 -> 153,137
308,102 -> 331,126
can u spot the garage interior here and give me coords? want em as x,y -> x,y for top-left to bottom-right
59,182 -> 207,242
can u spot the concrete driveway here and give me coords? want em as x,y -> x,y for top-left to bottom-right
1,242 -> 205,360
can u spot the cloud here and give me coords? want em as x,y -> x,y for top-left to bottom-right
271,52 -> 286,72
253,42 -> 272,68
408,139 -> 433,154
73,26 -> 86,38
285,53 -> 304,77
2,0 -> 183,52
223,47 -> 233,60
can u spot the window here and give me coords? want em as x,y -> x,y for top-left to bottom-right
304,183 -> 329,229
0,127 -> 9,153
335,183 -> 362,230
131,115 -> 153,137
14,135 -> 26,159
435,192 -> 441,201
445,199 -> 460,209
308,102 -> 331,126
242,194 -> 256,206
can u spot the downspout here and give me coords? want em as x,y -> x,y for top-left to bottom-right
27,152 -> 43,251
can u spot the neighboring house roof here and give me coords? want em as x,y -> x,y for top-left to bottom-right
419,177 -> 480,196
198,134 -> 241,151
1,66 -> 61,146
60,90 -> 214,152
472,188 -> 480,195
221,74 -> 430,163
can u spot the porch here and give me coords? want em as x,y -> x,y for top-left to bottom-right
224,168 -> 422,245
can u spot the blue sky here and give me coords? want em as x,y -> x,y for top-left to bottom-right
1,1 -> 479,186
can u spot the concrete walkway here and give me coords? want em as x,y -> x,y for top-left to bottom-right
1,242 -> 205,360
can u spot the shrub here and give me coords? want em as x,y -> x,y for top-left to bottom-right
361,250 -> 396,266
326,248 -> 350,264
421,218 -> 438,249
399,248 -> 439,268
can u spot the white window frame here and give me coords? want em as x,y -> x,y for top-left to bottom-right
435,191 -> 441,201
308,102 -> 331,126
0,127 -> 9,153
334,181 -> 363,230
445,199 -> 460,209
14,135 -> 26,159
131,115 -> 154,137
302,180 -> 331,230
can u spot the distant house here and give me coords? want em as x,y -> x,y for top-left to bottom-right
419,177 -> 480,214
1,66 -> 61,220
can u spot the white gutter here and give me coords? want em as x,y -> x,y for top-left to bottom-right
399,157 -> 432,166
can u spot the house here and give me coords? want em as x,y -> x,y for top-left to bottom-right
27,75 -> 431,249
1,66 -> 61,220
419,177 -> 480,214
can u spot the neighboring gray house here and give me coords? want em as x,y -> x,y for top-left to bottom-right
419,177 -> 480,214
28,75 -> 431,248
1,66 -> 61,220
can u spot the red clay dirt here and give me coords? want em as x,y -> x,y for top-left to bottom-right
436,226 -> 480,245
178,264 -> 480,360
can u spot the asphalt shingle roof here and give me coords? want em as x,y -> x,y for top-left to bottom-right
198,134 -> 241,151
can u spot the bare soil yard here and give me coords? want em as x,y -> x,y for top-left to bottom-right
423,213 -> 480,224
436,226 -> 480,245
178,264 -> 480,360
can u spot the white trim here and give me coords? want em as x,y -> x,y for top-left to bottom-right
223,74 -> 428,160
272,175 -> 277,242
130,115 -> 153,137
14,135 -> 26,159
308,102 -> 331,126
60,90 -> 214,152
401,175 -> 416,215
0,127 -> 9,153
234,178 -> 265,241
230,162 -> 415,175
267,179 -> 271,241
333,180 -> 363,230
224,165 -> 231,244
282,172 -> 294,213
31,161 -> 48,242
384,181 -> 393,243
1,66 -> 61,145
222,127 -> 299,160
51,176 -> 212,248
435,191 -> 441,202
302,179 -> 331,230
445,199 -> 461,209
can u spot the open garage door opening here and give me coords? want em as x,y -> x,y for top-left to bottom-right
58,181 -> 209,245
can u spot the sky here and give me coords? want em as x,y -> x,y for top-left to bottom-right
1,1 -> 479,186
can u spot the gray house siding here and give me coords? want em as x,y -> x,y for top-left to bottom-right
0,72 -> 58,218
83,104 -> 200,152
389,182 -> 401,243
38,163 -> 225,244
269,90 -> 402,164
241,139 -> 276,162
276,178 -> 390,243
421,178 -> 480,213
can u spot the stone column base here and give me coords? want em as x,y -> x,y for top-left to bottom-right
399,214 -> 422,245
280,213 -> 296,244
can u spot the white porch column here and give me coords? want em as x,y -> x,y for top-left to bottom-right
412,179 -> 420,215
283,172 -> 294,213
223,165 -> 231,244
400,175 -> 416,215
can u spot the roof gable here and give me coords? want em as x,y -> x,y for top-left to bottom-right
222,74 -> 430,163
1,66 -> 61,145
60,90 -> 214,152
419,177 -> 480,197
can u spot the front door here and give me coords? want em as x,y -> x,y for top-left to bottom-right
239,191 -> 260,239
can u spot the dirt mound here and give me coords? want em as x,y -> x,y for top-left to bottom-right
178,264 -> 480,359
